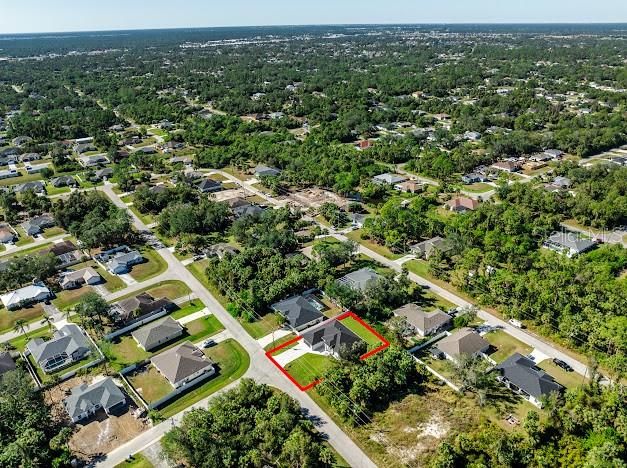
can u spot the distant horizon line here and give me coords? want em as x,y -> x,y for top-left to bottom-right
2,21 -> 627,37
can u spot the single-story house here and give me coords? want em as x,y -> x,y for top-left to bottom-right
197,178 -> 222,193
151,341 -> 215,388
464,131 -> 481,141
461,173 -> 484,184
0,164 -> 19,180
14,181 -> 45,194
544,149 -> 564,159
74,143 -> 97,154
59,267 -> 102,290
78,154 -> 109,167
132,316 -> 184,351
436,328 -> 490,362
24,162 -> 50,174
39,240 -> 84,269
111,292 -> 174,323
446,197 -> 479,213
26,324 -> 91,373
138,146 -> 156,154
496,353 -> 563,408
51,175 -> 77,188
101,248 -> 143,274
169,156 -> 193,165
19,152 -> 41,162
301,319 -> 362,358
392,304 -> 451,337
64,377 -> 127,423
254,165 -> 281,178
542,231 -> 596,257
92,168 -> 113,181
271,294 -> 326,331
552,176 -> 572,188
12,136 -> 33,147
610,156 -> 626,166
0,352 -> 16,377
394,180 -> 424,193
232,203 -> 265,219
410,236 -> 453,259
337,268 -> 381,292
21,214 -> 55,236
491,161 -> 521,173
372,173 -> 407,185
0,282 -> 52,310
206,243 -> 239,260
0,225 -> 16,244
0,154 -> 18,167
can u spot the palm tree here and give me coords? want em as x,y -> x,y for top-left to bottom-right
40,316 -> 54,332
13,319 -> 28,339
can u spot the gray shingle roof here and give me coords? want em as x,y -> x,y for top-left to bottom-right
393,304 -> 451,334
131,316 -> 183,351
150,341 -> 213,386
337,268 -> 381,291
301,319 -> 362,354
272,295 -> 325,329
496,353 -> 563,399
436,328 -> 489,358
64,377 -> 126,421
27,324 -> 90,365
0,353 -> 16,376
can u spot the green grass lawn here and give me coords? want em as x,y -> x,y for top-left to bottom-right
129,248 -> 168,282
147,127 -> 167,137
2,241 -> 52,259
42,226 -> 66,238
98,266 -> 127,292
345,229 -> 403,260
264,332 -> 297,351
284,353 -> 335,388
484,330 -> 533,363
105,335 -> 152,367
115,453 -> 153,468
461,182 -> 494,193
0,305 -> 45,334
44,184 -> 71,196
240,313 -> 281,339
52,286 -> 93,310
14,226 -> 34,247
0,172 -> 42,187
170,300 -> 205,320
340,315 -> 384,348
129,365 -> 173,403
159,339 -> 250,418
185,315 -> 225,342
537,359 -> 588,389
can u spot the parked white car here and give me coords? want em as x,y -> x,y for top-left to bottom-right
508,318 -> 524,328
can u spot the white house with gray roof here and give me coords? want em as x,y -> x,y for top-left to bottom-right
496,353 -> 563,408
64,377 -> 126,423
26,324 -> 91,373
392,303 -> 451,337
337,268 -> 381,292
150,341 -> 215,388
543,231 -> 596,257
0,283 -> 52,310
271,294 -> 325,331
132,316 -> 183,351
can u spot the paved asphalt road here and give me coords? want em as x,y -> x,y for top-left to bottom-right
96,184 -> 377,468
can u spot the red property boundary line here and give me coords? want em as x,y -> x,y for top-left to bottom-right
265,311 -> 390,391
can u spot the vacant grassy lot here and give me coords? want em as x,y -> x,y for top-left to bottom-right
52,286 -> 93,310
461,182 -> 494,193
0,172 -> 42,187
264,332 -> 297,352
340,315 -> 384,348
129,366 -> 173,403
484,330 -> 533,363
42,226 -> 66,238
0,304 -> 45,333
160,339 -> 250,418
129,248 -> 167,282
240,313 -> 281,339
284,353 -> 335,388
345,229 -> 403,260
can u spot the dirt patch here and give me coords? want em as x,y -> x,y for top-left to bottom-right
44,375 -> 150,461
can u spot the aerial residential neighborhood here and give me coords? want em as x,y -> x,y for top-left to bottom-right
0,4 -> 625,468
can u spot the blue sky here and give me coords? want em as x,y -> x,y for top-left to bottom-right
1,0 -> 626,34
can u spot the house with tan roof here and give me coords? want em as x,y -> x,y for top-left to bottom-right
150,341 -> 215,388
392,304 -> 451,337
436,328 -> 490,362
